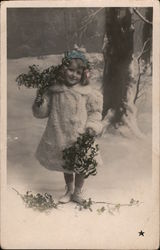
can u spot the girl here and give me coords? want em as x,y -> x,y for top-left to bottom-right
32,50 -> 103,204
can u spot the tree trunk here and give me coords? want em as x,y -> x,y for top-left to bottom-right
102,8 -> 134,126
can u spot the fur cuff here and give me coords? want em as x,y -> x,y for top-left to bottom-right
86,121 -> 103,135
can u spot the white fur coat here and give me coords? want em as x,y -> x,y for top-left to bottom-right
32,83 -> 103,172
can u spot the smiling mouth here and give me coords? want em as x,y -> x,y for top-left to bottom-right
70,78 -> 77,81
66,78 -> 79,86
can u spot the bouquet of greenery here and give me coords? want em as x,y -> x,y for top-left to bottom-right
12,188 -> 58,212
62,131 -> 99,178
16,64 -> 61,106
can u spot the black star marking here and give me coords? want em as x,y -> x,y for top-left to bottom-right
139,230 -> 145,236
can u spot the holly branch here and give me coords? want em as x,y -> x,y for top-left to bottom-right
75,197 -> 143,215
13,188 -> 143,215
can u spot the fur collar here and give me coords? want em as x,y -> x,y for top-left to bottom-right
49,83 -> 92,96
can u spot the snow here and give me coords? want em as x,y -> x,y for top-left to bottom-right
2,54 -> 158,249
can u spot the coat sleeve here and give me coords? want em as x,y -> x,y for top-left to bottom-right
32,89 -> 52,119
86,89 -> 103,135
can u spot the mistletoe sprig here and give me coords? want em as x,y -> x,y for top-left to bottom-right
76,198 -> 142,215
12,188 -> 58,213
75,198 -> 93,211
16,64 -> 61,106
13,188 -> 142,215
62,131 -> 99,178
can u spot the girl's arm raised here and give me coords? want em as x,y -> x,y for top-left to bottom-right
86,90 -> 103,135
32,89 -> 52,119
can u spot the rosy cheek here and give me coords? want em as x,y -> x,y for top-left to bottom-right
69,71 -> 73,75
66,71 -> 71,77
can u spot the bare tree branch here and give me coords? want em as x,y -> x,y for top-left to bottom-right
132,18 -> 141,25
136,92 -> 145,100
81,8 -> 104,25
134,72 -> 142,104
134,38 -> 151,104
79,8 -> 105,33
137,38 -> 151,60
69,8 -> 104,45
139,85 -> 145,94
133,8 -> 152,25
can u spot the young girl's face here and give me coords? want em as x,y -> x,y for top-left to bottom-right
64,59 -> 83,86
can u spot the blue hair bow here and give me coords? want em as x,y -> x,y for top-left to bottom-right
64,50 -> 88,65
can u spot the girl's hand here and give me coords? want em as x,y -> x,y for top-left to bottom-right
35,90 -> 44,106
35,94 -> 42,103
86,128 -> 96,137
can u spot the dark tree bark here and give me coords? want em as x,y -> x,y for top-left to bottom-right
102,8 -> 134,126
142,8 -> 153,64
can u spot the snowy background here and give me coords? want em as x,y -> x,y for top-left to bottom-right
4,52 -> 156,249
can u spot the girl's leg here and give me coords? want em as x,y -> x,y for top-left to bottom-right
64,173 -> 74,191
59,173 -> 74,203
75,174 -> 84,190
72,174 -> 85,204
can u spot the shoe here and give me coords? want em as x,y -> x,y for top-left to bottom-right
59,185 -> 73,204
59,190 -> 73,203
72,190 -> 85,205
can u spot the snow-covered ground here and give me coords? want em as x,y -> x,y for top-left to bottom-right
2,54 -> 158,249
